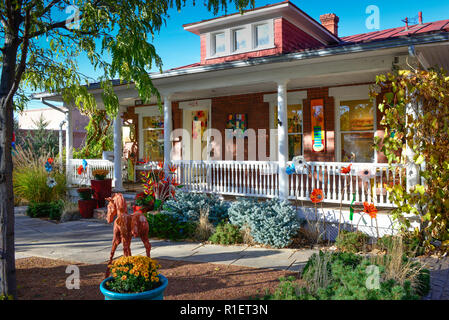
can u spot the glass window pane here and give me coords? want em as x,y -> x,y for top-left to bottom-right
214,33 -> 225,54
255,24 -> 269,47
233,29 -> 246,51
341,132 -> 374,163
340,99 -> 374,132
142,116 -> 164,161
288,134 -> 302,160
287,104 -> 302,134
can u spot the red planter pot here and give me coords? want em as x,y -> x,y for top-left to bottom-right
91,179 -> 112,208
133,205 -> 150,214
78,199 -> 97,218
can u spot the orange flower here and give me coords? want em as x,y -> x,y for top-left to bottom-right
363,202 -> 378,219
77,165 -> 84,175
341,164 -> 352,174
310,189 -> 324,204
157,161 -> 164,169
168,164 -> 177,173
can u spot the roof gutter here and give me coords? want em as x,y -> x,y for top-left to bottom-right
40,98 -> 67,114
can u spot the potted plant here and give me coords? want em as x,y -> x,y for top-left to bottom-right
77,187 -> 97,218
91,169 -> 112,208
133,192 -> 154,214
100,256 -> 168,300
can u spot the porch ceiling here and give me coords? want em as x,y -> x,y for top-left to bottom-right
416,42 -> 449,71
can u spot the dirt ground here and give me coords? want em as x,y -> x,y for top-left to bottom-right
15,257 -> 298,300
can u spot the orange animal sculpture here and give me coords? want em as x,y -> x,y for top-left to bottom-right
105,193 -> 151,276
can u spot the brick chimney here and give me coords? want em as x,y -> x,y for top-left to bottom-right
320,13 -> 339,37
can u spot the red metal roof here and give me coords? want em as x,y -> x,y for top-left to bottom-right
340,19 -> 449,44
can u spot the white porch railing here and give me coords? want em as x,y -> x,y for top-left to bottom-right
287,162 -> 404,207
172,160 -> 280,198
67,159 -> 115,187
171,160 -> 404,207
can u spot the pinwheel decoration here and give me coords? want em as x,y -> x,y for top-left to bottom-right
45,158 -> 54,173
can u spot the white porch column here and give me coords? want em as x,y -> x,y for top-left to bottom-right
277,80 -> 289,200
113,111 -> 124,191
163,95 -> 172,169
405,95 -> 420,192
65,103 -> 73,175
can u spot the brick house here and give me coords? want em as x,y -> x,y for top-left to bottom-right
37,1 -> 449,211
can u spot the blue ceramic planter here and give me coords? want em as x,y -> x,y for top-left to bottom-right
100,275 -> 168,300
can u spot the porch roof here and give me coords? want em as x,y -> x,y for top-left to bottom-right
34,30 -> 449,105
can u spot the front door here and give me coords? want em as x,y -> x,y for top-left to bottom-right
183,108 -> 210,161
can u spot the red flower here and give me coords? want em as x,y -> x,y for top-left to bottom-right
47,157 -> 54,164
77,165 -> 84,175
363,202 -> 378,219
157,161 -> 164,169
310,189 -> 324,204
168,164 -> 177,173
341,164 -> 352,174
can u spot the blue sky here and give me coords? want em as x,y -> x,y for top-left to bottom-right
25,0 -> 449,111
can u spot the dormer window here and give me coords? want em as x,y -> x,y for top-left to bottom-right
255,23 -> 270,47
233,28 -> 247,51
212,32 -> 226,55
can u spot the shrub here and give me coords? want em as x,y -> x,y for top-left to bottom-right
13,145 -> 66,204
162,191 -> 229,226
194,207 -> 215,241
228,198 -> 300,248
26,200 -> 64,220
209,222 -> 243,245
335,230 -> 370,253
263,251 -> 430,300
146,213 -> 196,241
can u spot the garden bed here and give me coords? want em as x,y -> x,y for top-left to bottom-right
15,257 -> 298,300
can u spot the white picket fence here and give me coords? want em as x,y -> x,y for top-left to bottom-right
171,160 -> 404,207
67,159 -> 115,187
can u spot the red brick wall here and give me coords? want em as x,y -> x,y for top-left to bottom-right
210,93 -> 270,160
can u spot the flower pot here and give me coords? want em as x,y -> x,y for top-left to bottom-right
99,275 -> 168,300
133,205 -> 150,214
78,199 -> 97,218
91,179 -> 112,208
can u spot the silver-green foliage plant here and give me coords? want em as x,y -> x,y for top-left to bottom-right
228,198 -> 300,248
162,191 -> 230,226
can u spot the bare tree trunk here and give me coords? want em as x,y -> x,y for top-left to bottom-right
0,32 -> 19,300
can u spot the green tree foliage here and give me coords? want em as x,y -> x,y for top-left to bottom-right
22,114 -> 59,156
0,0 -> 254,298
372,69 -> 449,252
73,110 -> 113,159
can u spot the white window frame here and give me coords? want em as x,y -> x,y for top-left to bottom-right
330,85 -> 378,163
231,27 -> 249,53
211,31 -> 226,56
253,22 -> 272,49
205,19 -> 274,59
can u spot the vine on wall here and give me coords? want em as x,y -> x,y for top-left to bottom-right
372,69 -> 449,252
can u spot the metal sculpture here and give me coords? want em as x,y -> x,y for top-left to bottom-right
105,193 -> 151,276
